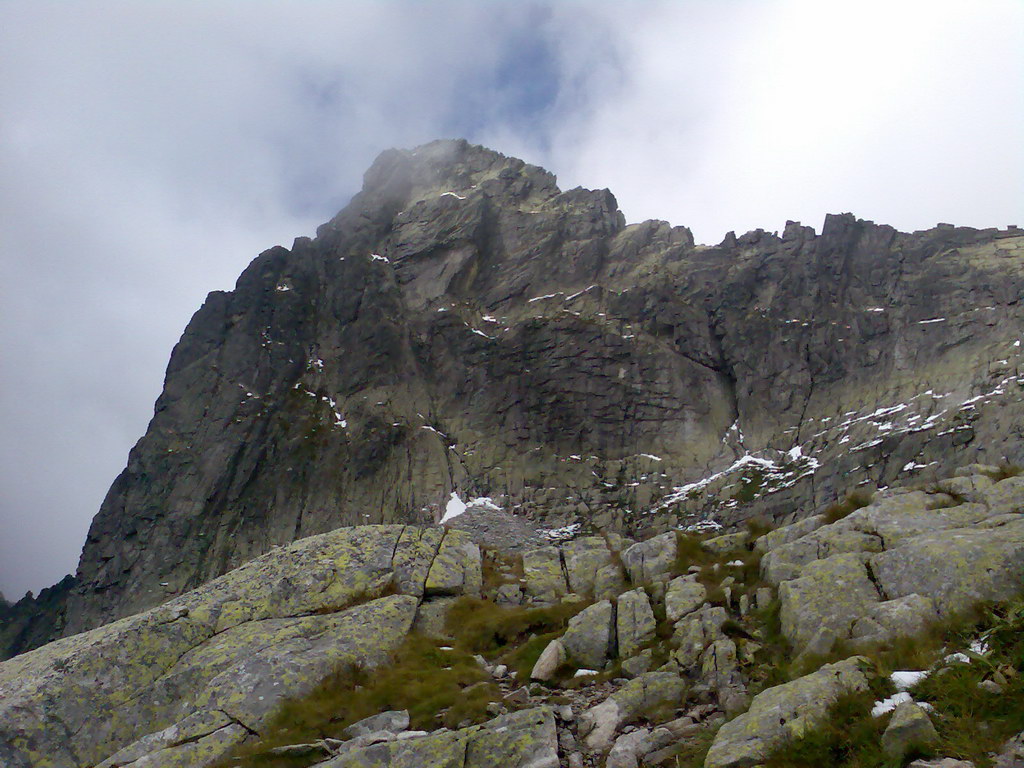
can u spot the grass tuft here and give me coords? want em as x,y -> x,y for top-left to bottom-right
822,489 -> 873,524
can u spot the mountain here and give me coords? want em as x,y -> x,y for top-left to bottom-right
2,139 -> 1024,767
14,137 -> 1021,641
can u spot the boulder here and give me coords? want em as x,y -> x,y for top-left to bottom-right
673,605 -> 728,669
594,563 -> 630,601
778,552 -> 880,650
754,514 -> 826,554
321,707 -> 559,768
616,589 -> 657,659
881,701 -> 939,758
522,548 -> 569,603
578,666 -> 686,751
561,600 -> 614,669
869,518 -> 1024,617
704,656 -> 872,768
0,525 -> 474,768
530,639 -> 567,681
701,531 -> 749,555
621,533 -> 677,584
665,576 -> 707,623
562,537 -> 614,597
344,710 -> 411,738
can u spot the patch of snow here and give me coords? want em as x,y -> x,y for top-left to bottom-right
944,652 -> 971,665
726,560 -> 745,567
528,292 -> 564,303
871,692 -> 913,717
891,670 -> 930,691
482,315 -> 498,323
970,639 -> 990,655
683,519 -> 723,533
309,358 -> 324,372
370,253 -> 389,262
866,307 -> 885,312
439,492 -> 467,524
441,191 -> 466,200
470,328 -> 493,339
639,453 -> 663,461
466,497 -> 501,513
541,523 -> 583,541
566,285 -> 598,301
786,445 -> 804,462
918,317 -> 946,324
275,284 -> 291,292
574,669 -> 599,678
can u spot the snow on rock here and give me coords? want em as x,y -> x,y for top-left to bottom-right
440,493 -> 467,524
891,670 -> 930,691
871,691 -> 913,717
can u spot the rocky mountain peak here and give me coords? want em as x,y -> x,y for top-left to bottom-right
4,140 -> 1023,649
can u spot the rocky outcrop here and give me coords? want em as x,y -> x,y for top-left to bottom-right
24,138 -> 1019,643
761,473 -> 1024,653
704,656 -> 872,768
0,525 -> 480,768
314,707 -> 559,768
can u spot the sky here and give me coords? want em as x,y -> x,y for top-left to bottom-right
1,0 -> 1021,602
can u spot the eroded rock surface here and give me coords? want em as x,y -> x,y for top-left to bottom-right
0,526 -> 480,768
22,138 -> 1020,643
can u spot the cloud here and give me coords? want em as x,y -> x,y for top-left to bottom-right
1,0 -> 1021,599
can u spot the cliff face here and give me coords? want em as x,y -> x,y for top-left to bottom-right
50,138 -> 1024,636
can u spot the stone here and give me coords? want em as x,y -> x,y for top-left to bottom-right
617,588 -> 657,658
495,584 -> 523,606
778,552 -> 880,651
522,548 -> 569,604
869,519 -> 1024,618
562,537 -> 615,597
607,728 -> 651,768
908,760 -> 976,768
621,533 -> 678,584
412,596 -> 459,637
325,707 -> 559,768
700,638 -> 739,679
665,576 -> 707,622
701,531 -> 750,554
561,600 -> 614,669
344,710 -> 410,738
704,656 -> 872,768
594,563 -> 630,601
881,701 -> 939,758
621,648 -> 655,678
754,515 -> 827,554
530,639 -> 566,681
578,666 -> 686,751
673,605 -> 728,669
0,525 -> 443,768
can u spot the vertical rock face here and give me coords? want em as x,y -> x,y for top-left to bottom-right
38,138 -> 1024,638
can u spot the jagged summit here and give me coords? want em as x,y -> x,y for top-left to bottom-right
3,141 -> 1023,652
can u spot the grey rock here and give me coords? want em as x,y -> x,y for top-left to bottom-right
673,605 -> 728,669
561,600 -> 614,669
881,701 -> 939,758
665,576 -> 707,623
562,537 -> 615,597
579,666 -> 686,751
344,710 -> 410,738
704,656 -> 871,768
622,533 -> 678,585
530,639 -> 566,681
617,588 -> 657,659
522,548 -> 569,604
621,648 -> 655,678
